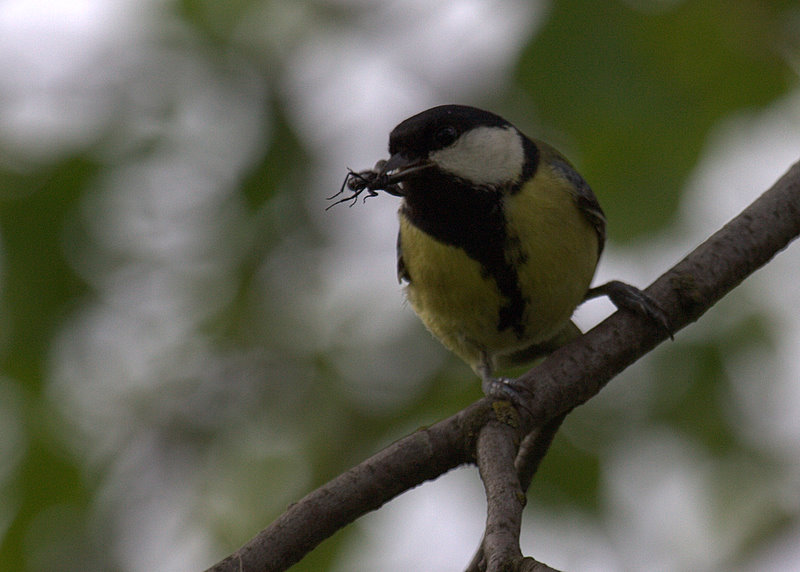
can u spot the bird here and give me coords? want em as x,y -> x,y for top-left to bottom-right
333,104 -> 669,398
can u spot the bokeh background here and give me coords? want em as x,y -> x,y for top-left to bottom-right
2,1 -> 800,571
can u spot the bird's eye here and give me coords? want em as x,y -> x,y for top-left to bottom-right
434,125 -> 458,147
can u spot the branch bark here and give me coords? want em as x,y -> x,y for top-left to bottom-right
476,413 -> 525,572
466,413 -> 568,572
205,160 -> 800,572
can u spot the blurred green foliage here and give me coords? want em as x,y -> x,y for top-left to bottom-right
0,1 -> 797,571
0,159 -> 95,384
518,0 -> 794,239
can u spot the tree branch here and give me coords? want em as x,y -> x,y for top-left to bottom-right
476,412 -> 525,572
508,158 -> 800,430
206,401 -> 497,572
466,159 -> 800,569
466,413 -> 569,572
205,160 -> 800,572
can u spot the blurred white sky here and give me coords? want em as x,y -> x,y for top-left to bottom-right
1,0 -> 799,571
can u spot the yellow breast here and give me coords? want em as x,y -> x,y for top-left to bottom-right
399,164 -> 599,372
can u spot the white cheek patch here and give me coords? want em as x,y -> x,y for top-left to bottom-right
429,125 -> 525,187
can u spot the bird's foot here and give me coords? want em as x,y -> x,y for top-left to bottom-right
481,375 -> 534,416
585,280 -> 673,339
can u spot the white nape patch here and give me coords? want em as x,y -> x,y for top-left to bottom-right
429,125 -> 525,187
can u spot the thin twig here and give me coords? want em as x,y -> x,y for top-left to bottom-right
476,414 -> 525,571
466,413 -> 569,572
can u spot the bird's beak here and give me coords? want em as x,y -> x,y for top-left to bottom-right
379,153 -> 416,176
378,153 -> 432,184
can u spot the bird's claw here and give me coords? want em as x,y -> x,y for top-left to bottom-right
482,376 -> 535,418
586,280 -> 674,340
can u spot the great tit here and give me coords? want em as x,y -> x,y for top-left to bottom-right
334,104 -> 668,397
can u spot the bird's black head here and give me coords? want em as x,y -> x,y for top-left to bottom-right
382,105 -> 532,190
329,105 -> 537,209
388,105 -> 510,159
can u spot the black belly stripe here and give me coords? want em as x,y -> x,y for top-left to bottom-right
400,174 -> 528,339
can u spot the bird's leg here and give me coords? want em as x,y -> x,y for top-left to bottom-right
584,280 -> 673,338
478,354 -> 527,402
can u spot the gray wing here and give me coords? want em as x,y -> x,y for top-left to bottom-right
550,158 -> 607,257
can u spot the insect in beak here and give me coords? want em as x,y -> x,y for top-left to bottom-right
327,155 -> 431,209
